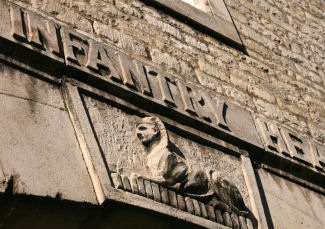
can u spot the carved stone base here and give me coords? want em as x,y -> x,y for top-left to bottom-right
111,173 -> 253,229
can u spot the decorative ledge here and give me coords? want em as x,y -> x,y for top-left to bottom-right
112,173 -> 253,229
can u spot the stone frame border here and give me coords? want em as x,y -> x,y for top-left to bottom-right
145,0 -> 243,47
62,81 -> 266,228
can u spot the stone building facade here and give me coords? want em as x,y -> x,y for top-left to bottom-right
0,0 -> 324,228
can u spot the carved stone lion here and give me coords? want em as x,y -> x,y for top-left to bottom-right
134,116 -> 248,216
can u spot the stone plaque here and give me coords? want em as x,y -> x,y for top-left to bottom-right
77,93 -> 256,228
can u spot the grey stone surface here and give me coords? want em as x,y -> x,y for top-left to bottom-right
224,102 -> 262,148
0,66 -> 96,203
258,169 -> 325,228
0,63 -> 64,109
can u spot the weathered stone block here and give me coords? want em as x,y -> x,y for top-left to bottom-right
121,175 -> 132,192
223,212 -> 232,227
176,194 -> 186,211
168,190 -> 178,208
0,85 -> 96,203
111,173 -> 123,189
151,182 -> 161,202
185,197 -> 194,215
159,185 -> 169,205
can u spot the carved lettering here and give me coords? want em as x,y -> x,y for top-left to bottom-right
205,95 -> 228,130
177,81 -> 199,116
143,66 -> 175,106
310,142 -> 325,171
26,12 -> 60,54
118,53 -> 152,94
10,5 -> 26,40
118,53 -> 136,88
280,128 -> 312,165
61,28 -> 87,64
158,74 -> 177,107
177,81 -> 228,128
256,117 -> 287,155
86,41 -> 121,81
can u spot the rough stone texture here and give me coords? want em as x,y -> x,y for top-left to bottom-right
1,0 -> 325,227
16,0 -> 324,148
258,169 -> 325,228
83,95 -> 251,207
0,63 -> 97,204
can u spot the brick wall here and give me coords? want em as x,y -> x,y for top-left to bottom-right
13,0 -> 325,146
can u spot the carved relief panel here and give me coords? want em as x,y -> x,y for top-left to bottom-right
71,90 -> 257,229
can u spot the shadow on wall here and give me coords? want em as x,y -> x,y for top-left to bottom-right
0,185 -> 205,229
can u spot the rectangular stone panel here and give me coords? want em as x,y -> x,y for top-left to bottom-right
0,65 -> 96,204
80,93 -> 252,227
82,94 -> 251,207
258,169 -> 325,228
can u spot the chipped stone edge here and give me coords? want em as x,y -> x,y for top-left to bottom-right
241,155 -> 269,229
62,82 -> 106,204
